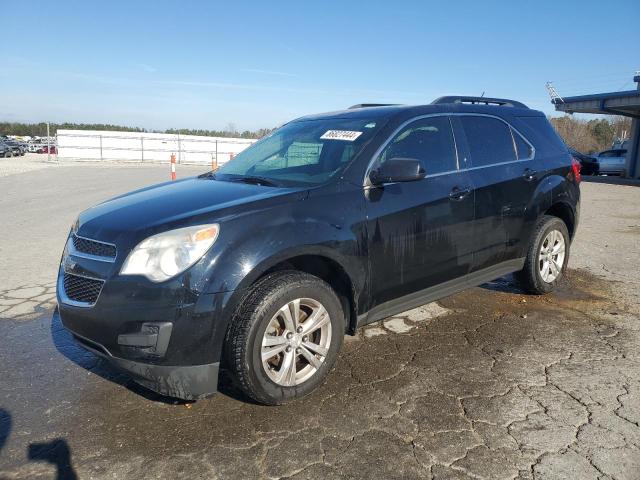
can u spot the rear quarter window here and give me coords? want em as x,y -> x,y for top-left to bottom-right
515,116 -> 568,156
512,129 -> 533,160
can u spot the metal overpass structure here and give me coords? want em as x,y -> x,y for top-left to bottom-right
552,74 -> 640,179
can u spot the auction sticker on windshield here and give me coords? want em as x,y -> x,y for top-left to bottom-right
320,130 -> 363,141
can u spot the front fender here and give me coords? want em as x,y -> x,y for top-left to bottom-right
201,182 -> 367,296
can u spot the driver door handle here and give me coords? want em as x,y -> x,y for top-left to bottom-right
449,186 -> 472,201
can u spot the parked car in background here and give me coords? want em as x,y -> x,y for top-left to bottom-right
57,96 -> 581,404
596,149 -> 627,175
40,145 -> 57,154
568,148 -> 598,176
0,141 -> 12,158
4,140 -> 24,156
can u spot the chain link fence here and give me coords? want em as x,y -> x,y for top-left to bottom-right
56,129 -> 256,167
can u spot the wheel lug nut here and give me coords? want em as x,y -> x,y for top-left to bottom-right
286,346 -> 292,353
296,326 -> 303,333
295,348 -> 301,354
286,332 -> 293,339
302,336 -> 308,342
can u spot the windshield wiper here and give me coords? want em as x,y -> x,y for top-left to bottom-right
230,176 -> 280,187
199,171 -> 216,179
199,172 -> 281,187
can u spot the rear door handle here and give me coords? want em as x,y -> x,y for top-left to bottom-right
449,186 -> 472,201
522,169 -> 537,181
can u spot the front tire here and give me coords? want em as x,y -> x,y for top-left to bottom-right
225,271 -> 344,405
514,215 -> 570,294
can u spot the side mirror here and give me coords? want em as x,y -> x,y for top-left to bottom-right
370,157 -> 426,185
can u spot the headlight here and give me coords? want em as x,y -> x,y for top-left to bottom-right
120,224 -> 219,282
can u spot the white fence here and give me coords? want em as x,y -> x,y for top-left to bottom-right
56,130 -> 256,166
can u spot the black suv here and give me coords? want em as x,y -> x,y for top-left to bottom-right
0,140 -> 12,158
57,96 -> 580,404
3,139 -> 25,156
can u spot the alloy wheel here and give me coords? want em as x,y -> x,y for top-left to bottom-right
261,298 -> 331,386
538,229 -> 566,283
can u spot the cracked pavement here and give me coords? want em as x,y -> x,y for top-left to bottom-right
1,162 -> 639,479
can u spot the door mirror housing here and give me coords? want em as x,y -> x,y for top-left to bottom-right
369,157 -> 426,185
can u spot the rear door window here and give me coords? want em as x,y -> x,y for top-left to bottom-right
460,116 -> 516,167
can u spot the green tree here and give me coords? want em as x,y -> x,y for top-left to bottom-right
549,115 -> 631,154
1,122 -> 274,139
588,119 -> 614,148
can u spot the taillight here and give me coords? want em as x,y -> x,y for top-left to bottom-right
571,157 -> 582,184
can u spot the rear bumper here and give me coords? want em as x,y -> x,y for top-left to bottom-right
70,330 -> 219,400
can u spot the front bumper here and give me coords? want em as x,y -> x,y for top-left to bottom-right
56,262 -> 237,400
69,330 -> 219,400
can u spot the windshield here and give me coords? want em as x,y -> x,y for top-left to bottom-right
214,117 -> 384,186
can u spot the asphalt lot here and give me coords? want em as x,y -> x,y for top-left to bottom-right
1,157 -> 639,479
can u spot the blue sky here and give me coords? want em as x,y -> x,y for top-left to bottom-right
1,0 -> 638,131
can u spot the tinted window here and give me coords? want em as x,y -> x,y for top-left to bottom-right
377,116 -> 457,175
254,142 -> 323,173
460,116 -> 516,167
599,150 -> 625,158
512,129 -> 533,160
216,117 -> 383,186
517,116 -> 567,154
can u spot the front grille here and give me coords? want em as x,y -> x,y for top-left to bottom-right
63,273 -> 104,305
72,234 -> 116,259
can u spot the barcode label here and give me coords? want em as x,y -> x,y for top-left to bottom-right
320,130 -> 363,141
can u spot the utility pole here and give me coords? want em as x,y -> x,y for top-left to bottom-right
628,72 -> 640,178
46,122 -> 50,162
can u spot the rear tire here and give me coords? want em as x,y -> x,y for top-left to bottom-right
514,215 -> 570,294
225,271 -> 344,405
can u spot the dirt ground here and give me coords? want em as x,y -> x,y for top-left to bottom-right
1,158 -> 639,479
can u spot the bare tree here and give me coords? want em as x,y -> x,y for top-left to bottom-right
549,115 -> 632,154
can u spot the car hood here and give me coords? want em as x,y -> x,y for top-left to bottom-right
76,176 -> 303,242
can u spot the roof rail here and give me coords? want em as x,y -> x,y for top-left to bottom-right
432,96 -> 528,109
348,103 -> 400,109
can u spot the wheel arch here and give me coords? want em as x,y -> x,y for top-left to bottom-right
526,172 -> 578,241
544,201 -> 576,239
256,254 -> 358,335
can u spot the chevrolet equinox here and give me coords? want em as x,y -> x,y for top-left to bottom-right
57,96 -> 581,404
